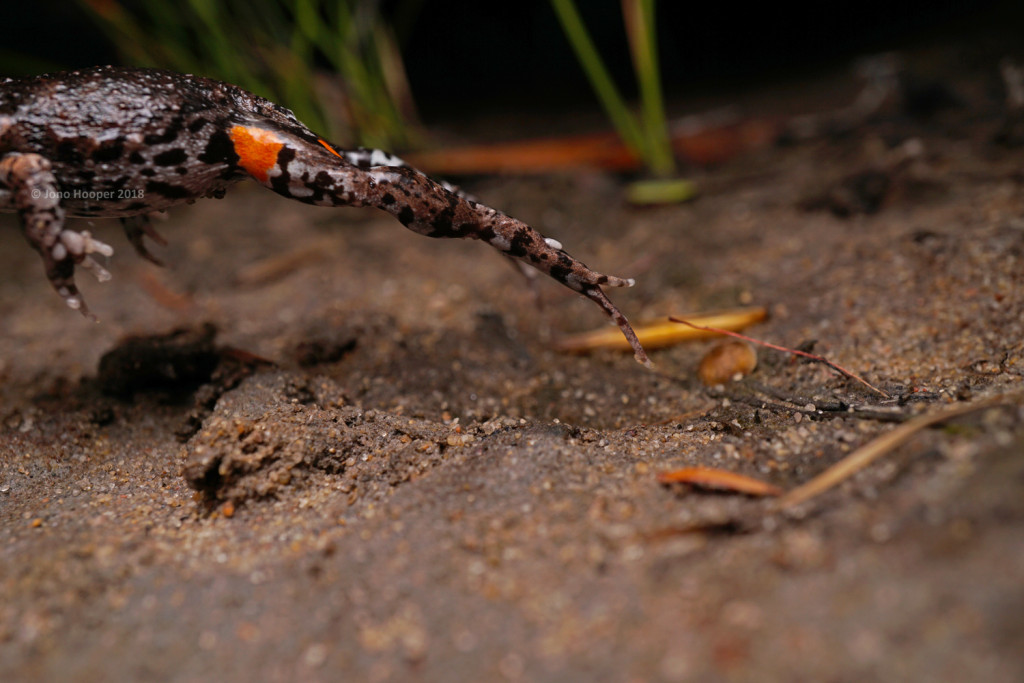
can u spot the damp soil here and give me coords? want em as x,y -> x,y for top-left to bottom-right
2,51 -> 1024,682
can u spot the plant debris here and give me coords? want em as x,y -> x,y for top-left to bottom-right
555,306 -> 766,355
658,466 -> 782,497
778,392 -> 1023,509
671,318 -> 889,398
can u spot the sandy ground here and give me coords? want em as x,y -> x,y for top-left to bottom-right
2,52 -> 1023,681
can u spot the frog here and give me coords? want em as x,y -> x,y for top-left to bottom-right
0,66 -> 648,365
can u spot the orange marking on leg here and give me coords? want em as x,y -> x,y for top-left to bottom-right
317,139 -> 343,158
229,125 -> 284,183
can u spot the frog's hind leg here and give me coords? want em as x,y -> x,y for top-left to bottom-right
366,170 -> 652,365
0,152 -> 114,316
233,125 -> 650,365
363,166 -> 651,365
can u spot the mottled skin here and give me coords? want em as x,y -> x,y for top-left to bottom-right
0,66 -> 648,364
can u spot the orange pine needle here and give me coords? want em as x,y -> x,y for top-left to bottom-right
658,466 -> 783,497
555,306 -> 766,354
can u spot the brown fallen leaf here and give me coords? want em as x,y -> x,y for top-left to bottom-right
554,306 -> 767,354
658,466 -> 782,497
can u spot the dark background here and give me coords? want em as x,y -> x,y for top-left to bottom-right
2,1 -> 1021,120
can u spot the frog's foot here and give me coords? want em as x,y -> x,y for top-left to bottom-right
580,282 -> 650,367
121,214 -> 167,265
480,218 -> 648,365
512,251 -> 647,365
0,151 -> 114,316
42,229 -> 114,316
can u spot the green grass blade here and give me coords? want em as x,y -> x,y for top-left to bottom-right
550,0 -> 646,156
624,0 -> 675,175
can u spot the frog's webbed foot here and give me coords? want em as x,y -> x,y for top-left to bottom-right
504,243 -> 647,365
529,239 -> 648,367
0,152 -> 114,317
43,232 -> 114,317
443,203 -> 648,365
121,214 -> 167,265
37,228 -> 113,318
579,281 -> 650,367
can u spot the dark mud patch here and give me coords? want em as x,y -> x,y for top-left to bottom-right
97,323 -> 221,398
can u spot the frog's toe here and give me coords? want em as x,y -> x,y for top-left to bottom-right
581,283 -> 651,368
44,258 -> 91,317
59,285 -> 90,316
50,229 -> 114,281
568,268 -> 636,291
80,256 -> 112,283
598,274 -> 636,288
58,229 -> 114,262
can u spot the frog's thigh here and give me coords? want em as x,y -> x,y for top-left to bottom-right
0,152 -> 64,244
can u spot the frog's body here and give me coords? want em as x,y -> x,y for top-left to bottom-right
0,66 -> 647,364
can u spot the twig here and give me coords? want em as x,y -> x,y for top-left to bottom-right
720,385 -> 909,423
777,393 -> 1022,509
669,317 -> 890,398
743,381 -> 910,421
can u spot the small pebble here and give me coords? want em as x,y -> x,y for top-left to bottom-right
698,340 -> 757,386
